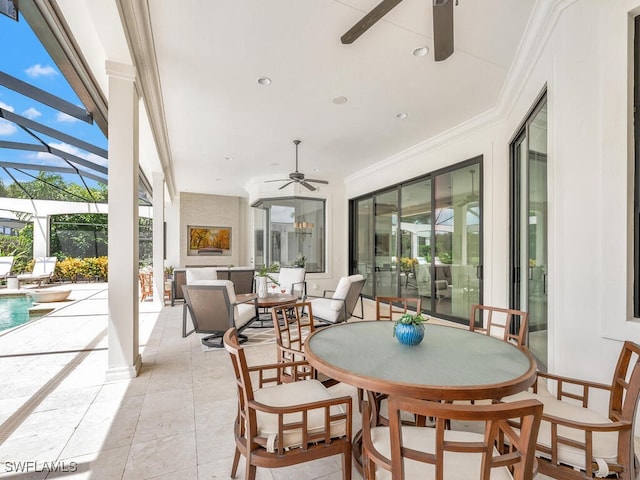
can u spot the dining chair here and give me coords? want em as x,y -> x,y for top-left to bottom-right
469,304 -> 529,347
271,301 -> 338,387
138,271 -> 153,302
375,296 -> 422,321
504,340 -> 640,480
361,396 -> 543,480
223,328 -> 353,480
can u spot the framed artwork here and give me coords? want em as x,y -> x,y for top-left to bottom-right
187,225 -> 232,256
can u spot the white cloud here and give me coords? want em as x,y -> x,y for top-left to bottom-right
0,119 -> 17,136
32,142 -> 108,168
25,64 -> 58,78
0,101 -> 15,112
56,112 -> 78,123
22,107 -> 42,120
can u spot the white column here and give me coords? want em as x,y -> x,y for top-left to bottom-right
32,215 -> 49,257
106,61 -> 141,380
152,172 -> 165,305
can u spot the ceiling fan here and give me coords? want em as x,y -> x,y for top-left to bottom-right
341,0 -> 455,62
265,140 -> 329,192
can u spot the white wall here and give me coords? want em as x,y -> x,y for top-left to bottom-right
343,0 -> 640,416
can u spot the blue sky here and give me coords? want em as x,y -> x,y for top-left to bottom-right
0,11 -> 107,189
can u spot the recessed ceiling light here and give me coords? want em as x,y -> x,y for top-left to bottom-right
412,46 -> 429,57
332,96 -> 348,105
396,112 -> 408,119
271,162 -> 280,166
257,76 -> 272,86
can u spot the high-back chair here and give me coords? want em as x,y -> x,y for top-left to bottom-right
277,267 -> 306,297
182,281 -> 257,346
469,304 -> 529,347
227,266 -> 256,294
185,266 -> 218,284
506,340 -> 640,480
362,396 -> 543,480
271,302 -> 337,387
375,296 -> 422,321
309,274 -> 365,324
223,328 -> 353,480
138,271 -> 153,302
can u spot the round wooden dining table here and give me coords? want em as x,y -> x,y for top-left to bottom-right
304,320 -> 537,402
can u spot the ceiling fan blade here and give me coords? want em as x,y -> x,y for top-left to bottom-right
433,0 -> 454,62
305,178 -> 329,185
300,181 -> 317,191
278,181 -> 294,190
341,0 -> 403,44
265,179 -> 290,183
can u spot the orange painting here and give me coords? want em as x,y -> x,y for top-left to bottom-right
188,225 -> 232,256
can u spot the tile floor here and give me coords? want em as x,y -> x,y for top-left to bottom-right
0,285 -> 634,479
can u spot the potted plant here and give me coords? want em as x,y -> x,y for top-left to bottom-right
294,253 -> 306,268
393,312 -> 426,346
255,263 -> 279,298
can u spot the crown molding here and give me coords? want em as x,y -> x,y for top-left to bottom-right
116,0 -> 177,200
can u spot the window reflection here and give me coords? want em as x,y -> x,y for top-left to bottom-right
253,198 -> 325,273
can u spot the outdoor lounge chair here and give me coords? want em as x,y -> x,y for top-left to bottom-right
309,274 -> 365,324
0,256 -> 14,281
182,280 -> 258,347
17,256 -> 57,286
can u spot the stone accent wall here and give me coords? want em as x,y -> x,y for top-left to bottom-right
179,192 -> 244,267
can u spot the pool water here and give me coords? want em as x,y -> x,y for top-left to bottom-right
0,295 -> 35,332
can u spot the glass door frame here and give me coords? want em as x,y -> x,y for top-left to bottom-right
509,88 -> 548,367
348,156 -> 483,325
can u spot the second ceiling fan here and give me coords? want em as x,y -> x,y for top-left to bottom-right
341,0 -> 455,62
266,140 -> 329,192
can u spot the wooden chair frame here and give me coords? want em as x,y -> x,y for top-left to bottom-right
223,328 -> 353,480
271,302 -> 339,387
520,341 -> 640,480
469,304 -> 529,347
374,296 -> 422,322
362,396 -> 543,480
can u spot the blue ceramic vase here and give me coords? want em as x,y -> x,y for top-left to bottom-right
394,323 -> 425,346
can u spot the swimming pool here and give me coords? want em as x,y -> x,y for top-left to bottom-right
0,295 -> 36,332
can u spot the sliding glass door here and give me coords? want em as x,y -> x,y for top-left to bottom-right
433,164 -> 482,319
511,94 -> 548,368
349,158 -> 482,324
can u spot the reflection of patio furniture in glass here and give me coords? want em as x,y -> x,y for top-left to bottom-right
415,263 -> 450,299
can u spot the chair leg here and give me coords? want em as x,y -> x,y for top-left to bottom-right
244,457 -> 256,480
231,447 -> 241,478
342,450 -> 352,480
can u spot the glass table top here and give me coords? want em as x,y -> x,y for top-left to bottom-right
305,321 -> 537,401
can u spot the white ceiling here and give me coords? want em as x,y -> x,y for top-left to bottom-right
70,0 -> 538,197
